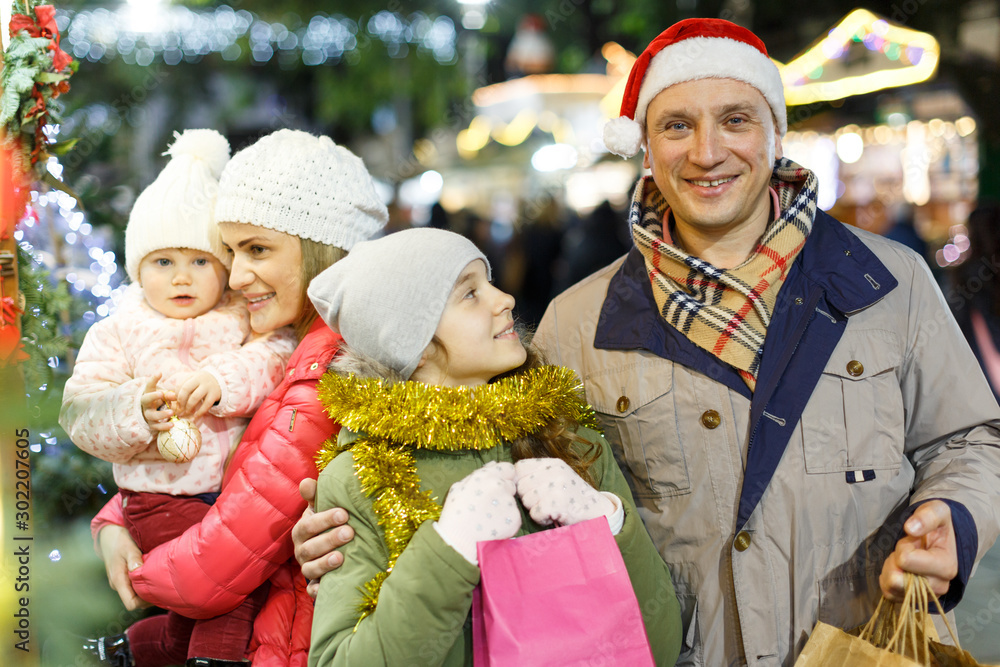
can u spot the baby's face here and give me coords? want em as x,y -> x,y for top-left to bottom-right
138,248 -> 228,319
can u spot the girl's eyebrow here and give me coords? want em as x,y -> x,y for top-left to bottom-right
451,271 -> 476,294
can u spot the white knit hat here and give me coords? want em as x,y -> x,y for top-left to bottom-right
604,18 -> 787,158
125,129 -> 231,281
214,129 -> 388,251
308,228 -> 490,379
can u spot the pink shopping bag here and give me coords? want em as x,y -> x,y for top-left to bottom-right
472,516 -> 655,667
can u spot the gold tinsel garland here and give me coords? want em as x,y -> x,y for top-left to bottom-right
316,365 -> 599,454
314,365 -> 599,624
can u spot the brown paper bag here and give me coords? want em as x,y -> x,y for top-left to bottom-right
795,574 -> 989,667
796,622 -> 926,666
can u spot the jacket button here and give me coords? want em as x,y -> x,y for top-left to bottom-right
734,531 -> 751,552
701,410 -> 721,429
310,362 -> 319,370
616,396 -> 630,413
846,360 -> 864,377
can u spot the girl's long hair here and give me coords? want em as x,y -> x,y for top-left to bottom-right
425,330 -> 602,486
492,341 -> 602,488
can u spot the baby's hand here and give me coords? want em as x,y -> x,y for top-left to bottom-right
435,461 -> 521,564
174,371 -> 222,420
140,373 -> 176,432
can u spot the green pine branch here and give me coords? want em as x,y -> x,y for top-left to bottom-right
17,245 -> 71,396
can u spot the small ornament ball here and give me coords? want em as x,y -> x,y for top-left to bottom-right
157,417 -> 202,463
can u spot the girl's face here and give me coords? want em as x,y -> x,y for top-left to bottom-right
137,248 -> 228,320
218,221 -> 304,334
412,259 -> 526,387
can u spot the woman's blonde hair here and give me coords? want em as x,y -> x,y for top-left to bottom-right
293,238 -> 348,340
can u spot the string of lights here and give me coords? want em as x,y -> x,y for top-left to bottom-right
59,5 -> 458,67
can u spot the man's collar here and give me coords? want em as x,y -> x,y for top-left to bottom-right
798,209 -> 898,315
596,209 -> 898,354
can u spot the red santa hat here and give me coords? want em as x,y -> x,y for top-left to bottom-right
604,18 -> 787,158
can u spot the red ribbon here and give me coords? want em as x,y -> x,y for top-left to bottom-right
0,296 -> 21,326
1,144 -> 29,240
0,297 -> 28,366
9,5 -> 73,72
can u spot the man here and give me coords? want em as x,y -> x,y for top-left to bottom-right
531,17 -> 1000,666
293,18 -> 1000,667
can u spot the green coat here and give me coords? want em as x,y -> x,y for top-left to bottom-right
309,426 -> 682,667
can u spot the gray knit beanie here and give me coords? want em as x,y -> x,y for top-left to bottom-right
125,129 -> 231,281
308,228 -> 491,379
214,129 -> 388,250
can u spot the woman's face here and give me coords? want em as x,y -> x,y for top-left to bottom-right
218,221 -> 304,333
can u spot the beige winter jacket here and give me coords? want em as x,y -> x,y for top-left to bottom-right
535,211 -> 1000,666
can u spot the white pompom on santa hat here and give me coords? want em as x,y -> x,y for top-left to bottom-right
604,18 -> 787,158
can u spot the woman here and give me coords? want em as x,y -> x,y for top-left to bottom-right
86,129 -> 387,667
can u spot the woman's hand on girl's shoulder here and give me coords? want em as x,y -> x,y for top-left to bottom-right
293,478 -> 355,599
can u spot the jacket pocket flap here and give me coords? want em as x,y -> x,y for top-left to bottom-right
823,329 -> 902,380
583,356 -> 673,416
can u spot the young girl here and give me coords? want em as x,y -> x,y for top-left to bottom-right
60,129 -> 296,667
305,227 -> 682,666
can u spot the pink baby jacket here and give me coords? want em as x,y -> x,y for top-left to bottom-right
60,283 -> 296,495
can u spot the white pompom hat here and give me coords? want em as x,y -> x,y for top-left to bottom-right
125,129 -> 231,281
603,18 -> 787,159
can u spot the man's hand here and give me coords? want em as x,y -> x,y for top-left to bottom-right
292,478 -> 354,599
97,525 -> 150,611
140,373 -> 176,432
879,500 -> 958,601
174,371 -> 222,419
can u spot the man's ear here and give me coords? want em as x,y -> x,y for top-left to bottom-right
642,135 -> 651,170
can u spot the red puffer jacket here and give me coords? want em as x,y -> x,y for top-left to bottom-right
92,319 -> 341,666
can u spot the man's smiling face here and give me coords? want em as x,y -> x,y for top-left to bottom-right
643,77 -> 782,241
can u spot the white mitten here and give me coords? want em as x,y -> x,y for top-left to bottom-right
434,461 -> 522,565
514,458 -> 621,532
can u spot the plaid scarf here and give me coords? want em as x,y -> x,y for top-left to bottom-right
630,157 -> 819,391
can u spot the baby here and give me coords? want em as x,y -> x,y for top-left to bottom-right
61,129 -> 295,666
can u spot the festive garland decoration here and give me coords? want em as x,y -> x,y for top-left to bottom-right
314,365 -> 600,623
1,0 -> 77,181
316,365 -> 600,459
1,1 -> 78,373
